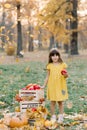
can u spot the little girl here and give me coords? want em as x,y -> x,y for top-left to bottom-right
43,48 -> 68,123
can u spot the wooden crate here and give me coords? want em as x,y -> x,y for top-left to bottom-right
20,101 -> 45,112
19,89 -> 44,101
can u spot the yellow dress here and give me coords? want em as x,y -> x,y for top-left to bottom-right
46,62 -> 68,101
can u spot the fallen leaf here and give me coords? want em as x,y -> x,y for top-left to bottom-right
25,66 -> 30,73
15,58 -> 20,62
71,121 -> 80,126
0,101 -> 5,105
66,101 -> 73,109
84,123 -> 87,128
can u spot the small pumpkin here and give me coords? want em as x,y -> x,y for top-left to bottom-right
9,113 -> 28,128
4,112 -> 28,128
10,115 -> 23,128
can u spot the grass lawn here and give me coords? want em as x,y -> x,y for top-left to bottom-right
0,57 -> 87,129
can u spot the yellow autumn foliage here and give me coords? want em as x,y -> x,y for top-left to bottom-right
37,0 -> 73,43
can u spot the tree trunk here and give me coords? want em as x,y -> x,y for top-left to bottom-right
28,25 -> 34,51
64,19 -> 69,53
1,11 -> 6,50
16,4 -> 23,57
49,35 -> 55,49
70,0 -> 78,55
64,44 -> 69,53
38,28 -> 42,49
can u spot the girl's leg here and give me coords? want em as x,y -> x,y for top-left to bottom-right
57,101 -> 64,123
50,101 -> 56,115
58,101 -> 64,114
50,101 -> 56,121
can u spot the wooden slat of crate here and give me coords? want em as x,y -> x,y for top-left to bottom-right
20,101 -> 45,112
19,89 -> 44,101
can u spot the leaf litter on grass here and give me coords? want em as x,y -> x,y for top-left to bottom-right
0,52 -> 87,129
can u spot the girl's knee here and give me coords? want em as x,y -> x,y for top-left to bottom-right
58,101 -> 63,105
51,101 -> 56,105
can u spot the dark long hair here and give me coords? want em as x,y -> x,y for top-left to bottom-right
48,48 -> 63,63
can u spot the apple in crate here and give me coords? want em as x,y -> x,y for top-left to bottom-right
33,85 -> 40,90
29,84 -> 40,90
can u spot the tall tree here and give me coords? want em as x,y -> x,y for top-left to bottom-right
49,35 -> 55,49
16,2 -> 23,57
28,25 -> 34,51
0,11 -> 6,50
0,0 -> 37,53
64,19 -> 70,53
70,0 -> 78,55
38,28 -> 42,49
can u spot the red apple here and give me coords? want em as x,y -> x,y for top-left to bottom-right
61,69 -> 67,75
33,85 -> 40,90
32,108 -> 37,112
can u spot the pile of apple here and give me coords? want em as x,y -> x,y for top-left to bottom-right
15,83 -> 44,102
22,83 -> 41,90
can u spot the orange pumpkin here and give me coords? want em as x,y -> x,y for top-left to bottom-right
21,114 -> 28,125
4,112 -> 28,128
10,116 -> 23,128
9,113 -> 28,128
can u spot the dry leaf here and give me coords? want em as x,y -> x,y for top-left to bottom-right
25,67 -> 30,73
0,101 -> 5,105
66,101 -> 73,109
4,3 -> 11,9
71,121 -> 80,126
15,58 -> 20,62
84,123 -> 87,128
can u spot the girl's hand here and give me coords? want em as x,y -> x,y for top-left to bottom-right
63,73 -> 68,78
41,86 -> 45,89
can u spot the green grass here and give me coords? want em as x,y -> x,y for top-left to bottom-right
0,58 -> 87,116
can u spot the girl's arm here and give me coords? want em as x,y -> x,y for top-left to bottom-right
43,70 -> 50,87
